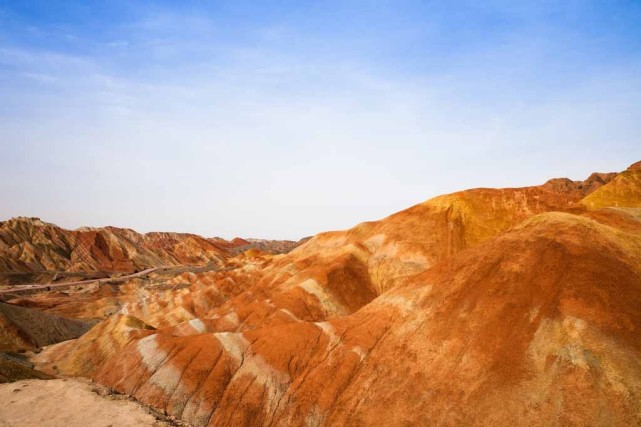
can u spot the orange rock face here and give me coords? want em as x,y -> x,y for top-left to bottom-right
6,162 -> 641,426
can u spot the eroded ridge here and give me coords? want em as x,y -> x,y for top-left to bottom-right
6,162 -> 641,426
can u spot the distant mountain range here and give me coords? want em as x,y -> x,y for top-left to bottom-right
0,217 -> 306,273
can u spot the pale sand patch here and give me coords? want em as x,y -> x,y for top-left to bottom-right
372,285 -> 433,316
222,311 -> 239,327
278,308 -> 299,321
214,332 -> 248,363
363,233 -> 386,252
188,318 -> 206,333
137,335 -> 167,371
314,321 -> 357,363
350,346 -> 367,361
164,305 -> 195,325
136,334 -> 182,395
233,348 -> 291,418
214,332 -> 290,415
0,378 -> 167,427
374,294 -> 415,315
147,364 -> 183,396
169,318 -> 206,336
315,321 -> 341,348
298,278 -> 349,316
305,404 -> 328,427
528,316 -> 602,373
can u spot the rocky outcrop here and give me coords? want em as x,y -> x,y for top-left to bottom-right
543,171 -> 617,195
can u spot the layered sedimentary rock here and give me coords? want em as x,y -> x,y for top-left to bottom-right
32,314 -> 155,377
208,237 -> 308,256
9,162 -> 641,425
0,218 -> 226,273
0,218 -> 305,274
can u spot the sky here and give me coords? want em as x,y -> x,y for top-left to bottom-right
1,1 -> 640,239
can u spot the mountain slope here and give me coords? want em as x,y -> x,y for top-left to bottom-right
581,162 -> 641,209
91,207 -> 641,426
0,302 -> 97,352
19,161 -> 641,425
0,218 -> 305,275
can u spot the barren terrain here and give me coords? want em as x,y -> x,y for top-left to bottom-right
0,378 -> 172,426
1,161 -> 640,426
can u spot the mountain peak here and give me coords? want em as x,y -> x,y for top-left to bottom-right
628,160 -> 641,170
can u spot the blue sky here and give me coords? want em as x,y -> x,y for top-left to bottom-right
1,1 -> 640,239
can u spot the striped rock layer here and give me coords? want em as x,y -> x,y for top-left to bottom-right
28,162 -> 641,426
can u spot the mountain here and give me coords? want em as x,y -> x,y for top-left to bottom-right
0,218 -> 305,275
5,162 -> 641,426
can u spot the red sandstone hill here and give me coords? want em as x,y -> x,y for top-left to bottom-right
4,162 -> 641,426
0,218 -> 305,275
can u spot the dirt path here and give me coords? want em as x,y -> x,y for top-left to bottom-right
0,267 -> 159,298
0,378 -> 173,426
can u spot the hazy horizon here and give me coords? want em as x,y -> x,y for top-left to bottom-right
2,1 -> 641,240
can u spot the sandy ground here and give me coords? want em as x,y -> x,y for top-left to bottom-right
0,378 -> 171,427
